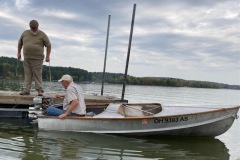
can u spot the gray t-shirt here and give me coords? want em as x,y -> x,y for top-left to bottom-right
63,82 -> 86,115
18,29 -> 51,60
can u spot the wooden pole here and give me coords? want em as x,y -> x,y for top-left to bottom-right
121,4 -> 136,101
101,15 -> 111,96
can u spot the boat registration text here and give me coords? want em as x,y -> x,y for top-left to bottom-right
154,117 -> 188,124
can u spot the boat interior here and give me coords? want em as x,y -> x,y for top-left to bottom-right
39,102 -> 240,119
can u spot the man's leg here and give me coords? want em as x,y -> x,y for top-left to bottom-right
22,58 -> 33,93
46,106 -> 65,116
31,59 -> 43,95
46,106 -> 77,116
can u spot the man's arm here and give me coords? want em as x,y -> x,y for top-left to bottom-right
59,99 -> 79,119
17,44 -> 23,59
45,44 -> 51,62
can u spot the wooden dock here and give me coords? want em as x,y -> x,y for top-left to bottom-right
0,91 -> 125,118
0,91 -> 123,106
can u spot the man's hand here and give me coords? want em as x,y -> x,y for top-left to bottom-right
56,94 -> 65,98
59,113 -> 68,119
17,53 -> 21,60
58,99 -> 78,119
45,56 -> 50,62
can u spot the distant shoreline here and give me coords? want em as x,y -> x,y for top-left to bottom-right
0,56 -> 239,90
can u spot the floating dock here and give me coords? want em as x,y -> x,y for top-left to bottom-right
0,91 -> 122,105
0,91 -> 125,118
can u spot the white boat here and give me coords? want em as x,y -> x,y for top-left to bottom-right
37,103 -> 240,137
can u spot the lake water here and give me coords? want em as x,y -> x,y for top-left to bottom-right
0,80 -> 240,160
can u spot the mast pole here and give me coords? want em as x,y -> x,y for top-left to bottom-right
121,4 -> 136,101
101,15 -> 111,96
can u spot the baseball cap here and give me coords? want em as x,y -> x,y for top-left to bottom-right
58,74 -> 73,82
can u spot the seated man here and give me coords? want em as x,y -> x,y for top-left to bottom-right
47,74 -> 86,118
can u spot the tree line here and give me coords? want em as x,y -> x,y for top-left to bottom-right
0,56 -> 239,90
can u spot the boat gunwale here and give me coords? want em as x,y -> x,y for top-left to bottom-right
37,105 -> 240,120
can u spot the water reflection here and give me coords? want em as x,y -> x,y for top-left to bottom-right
0,118 -> 43,160
37,131 -> 229,160
145,137 -> 229,159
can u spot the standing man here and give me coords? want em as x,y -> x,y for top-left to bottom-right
47,74 -> 86,119
17,19 -> 51,96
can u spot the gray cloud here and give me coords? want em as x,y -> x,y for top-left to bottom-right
0,0 -> 239,85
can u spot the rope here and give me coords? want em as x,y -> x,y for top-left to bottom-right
48,61 -> 54,105
12,104 -> 19,109
122,104 -> 154,116
15,59 -> 19,77
16,59 -> 24,90
48,61 -> 52,84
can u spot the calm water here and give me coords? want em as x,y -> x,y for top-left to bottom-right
0,80 -> 240,160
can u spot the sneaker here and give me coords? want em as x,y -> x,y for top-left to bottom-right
20,91 -> 30,95
38,90 -> 44,96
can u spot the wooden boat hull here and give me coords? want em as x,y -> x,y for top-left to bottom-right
37,104 -> 240,137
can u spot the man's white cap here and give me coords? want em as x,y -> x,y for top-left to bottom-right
58,74 -> 73,82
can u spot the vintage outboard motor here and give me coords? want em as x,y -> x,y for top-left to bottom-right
33,96 -> 52,110
29,96 -> 53,119
33,96 -> 42,110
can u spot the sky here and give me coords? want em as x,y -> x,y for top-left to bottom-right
0,0 -> 240,85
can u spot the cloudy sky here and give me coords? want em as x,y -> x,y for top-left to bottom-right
0,0 -> 240,85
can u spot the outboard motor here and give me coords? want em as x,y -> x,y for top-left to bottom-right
33,96 -> 42,110
32,96 -> 52,115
